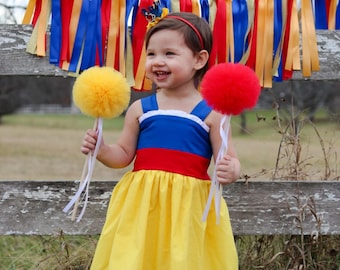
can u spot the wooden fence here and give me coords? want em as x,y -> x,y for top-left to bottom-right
0,180 -> 339,236
0,24 -> 339,236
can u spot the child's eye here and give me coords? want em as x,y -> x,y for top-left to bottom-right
147,52 -> 155,56
166,51 -> 175,56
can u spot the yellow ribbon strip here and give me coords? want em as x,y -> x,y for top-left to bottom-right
26,25 -> 38,54
263,0 -> 274,87
106,0 -> 120,69
272,0 -> 287,77
301,0 -> 319,77
255,0 -> 266,86
226,0 -> 234,63
254,0 -> 274,87
22,0 -> 37,24
134,42 -> 147,90
143,77 -> 153,90
209,0 -> 217,29
119,0 -> 126,76
171,0 -> 180,12
125,30 -> 135,87
192,0 -> 200,16
36,0 -> 51,56
25,0 -> 51,56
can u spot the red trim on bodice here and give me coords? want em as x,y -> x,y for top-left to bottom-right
133,148 -> 211,180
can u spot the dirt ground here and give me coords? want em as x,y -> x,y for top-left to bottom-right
0,124 -> 339,181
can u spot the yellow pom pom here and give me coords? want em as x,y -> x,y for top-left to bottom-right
73,66 -> 131,118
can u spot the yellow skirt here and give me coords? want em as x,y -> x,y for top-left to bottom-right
91,170 -> 238,270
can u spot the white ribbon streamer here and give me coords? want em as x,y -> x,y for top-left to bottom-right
202,114 -> 231,223
63,117 -> 103,222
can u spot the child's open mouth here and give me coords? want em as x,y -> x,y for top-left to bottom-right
155,71 -> 170,79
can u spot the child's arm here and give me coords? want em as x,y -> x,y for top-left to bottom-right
81,100 -> 142,168
208,110 -> 241,185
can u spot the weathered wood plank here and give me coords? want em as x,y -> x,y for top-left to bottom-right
291,30 -> 340,80
0,25 -> 339,80
0,181 -> 113,236
0,24 -> 68,77
0,180 -> 339,236
224,180 -> 340,235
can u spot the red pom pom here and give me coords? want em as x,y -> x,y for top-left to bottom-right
200,63 -> 261,115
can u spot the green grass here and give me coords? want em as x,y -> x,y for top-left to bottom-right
2,110 -> 339,181
1,234 -> 339,269
236,235 -> 340,269
2,108 -> 338,137
1,113 -> 125,130
0,234 -> 98,270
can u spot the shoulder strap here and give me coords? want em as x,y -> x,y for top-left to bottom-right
141,94 -> 158,113
190,100 -> 212,121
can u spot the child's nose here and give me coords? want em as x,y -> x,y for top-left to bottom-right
153,56 -> 166,66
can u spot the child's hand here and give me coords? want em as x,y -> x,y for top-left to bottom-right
216,154 -> 239,185
81,129 -> 99,155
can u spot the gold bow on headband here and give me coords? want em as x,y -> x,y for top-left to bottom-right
142,0 -> 169,29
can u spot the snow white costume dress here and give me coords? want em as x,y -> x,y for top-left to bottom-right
90,94 -> 238,269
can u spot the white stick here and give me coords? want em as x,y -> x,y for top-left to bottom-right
63,117 -> 103,222
202,114 -> 231,223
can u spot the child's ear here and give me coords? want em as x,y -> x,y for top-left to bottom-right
194,50 -> 209,70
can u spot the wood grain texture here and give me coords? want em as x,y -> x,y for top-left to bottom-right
0,24 -> 67,77
1,180 -> 339,236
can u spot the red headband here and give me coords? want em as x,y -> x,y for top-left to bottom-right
166,15 -> 204,49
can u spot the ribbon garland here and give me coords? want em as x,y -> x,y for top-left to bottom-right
22,0 -> 340,89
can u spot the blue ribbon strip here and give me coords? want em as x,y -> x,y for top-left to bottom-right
68,0 -> 89,72
314,0 -> 328,29
336,1 -> 340,29
162,0 -> 171,12
232,0 -> 248,63
200,0 -> 210,23
50,0 -> 61,65
128,0 -> 141,43
80,0 -> 102,71
273,0 -> 283,81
